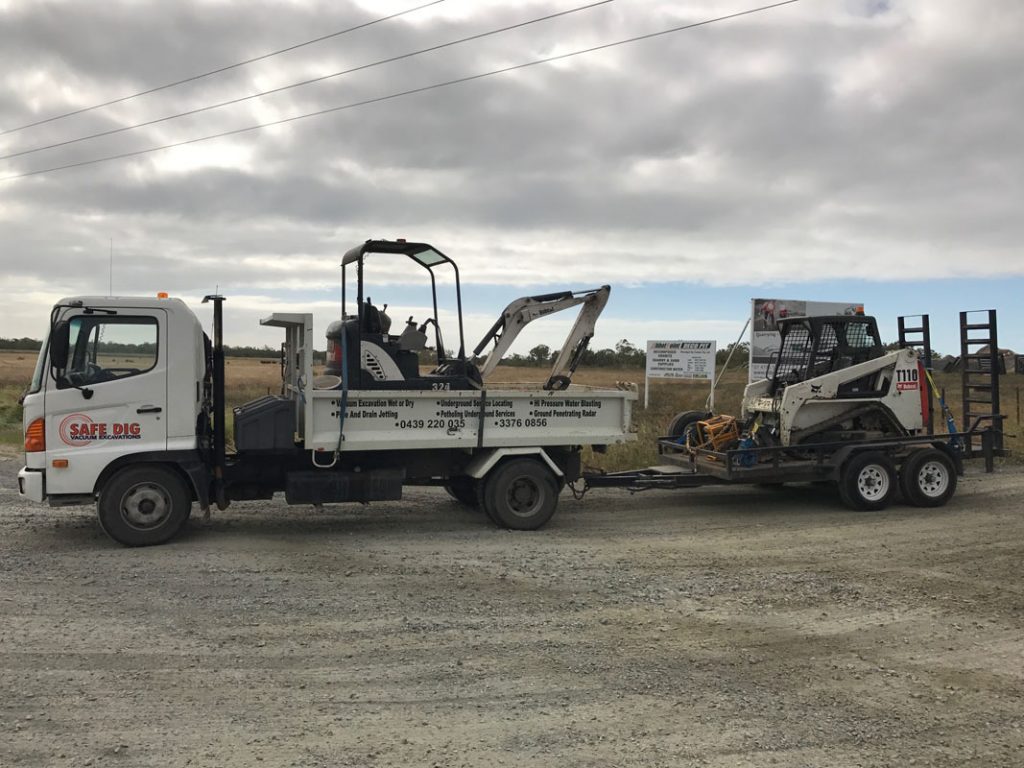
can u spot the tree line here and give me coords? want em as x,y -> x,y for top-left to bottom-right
2,337 -> 751,369
0,337 -> 42,351
502,340 -> 750,369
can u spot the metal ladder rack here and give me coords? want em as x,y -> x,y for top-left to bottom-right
959,309 -> 1005,457
897,314 -> 934,434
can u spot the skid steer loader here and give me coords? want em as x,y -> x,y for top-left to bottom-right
656,313 -> 965,512
740,314 -> 927,447
668,314 -> 928,451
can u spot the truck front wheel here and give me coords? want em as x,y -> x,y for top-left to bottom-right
480,458 -> 559,530
98,466 -> 192,547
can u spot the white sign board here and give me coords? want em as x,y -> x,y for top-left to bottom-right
644,340 -> 716,408
748,299 -> 864,382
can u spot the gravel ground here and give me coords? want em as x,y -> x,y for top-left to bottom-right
1,452 -> 1022,768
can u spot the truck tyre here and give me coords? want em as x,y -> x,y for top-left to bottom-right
900,449 -> 957,508
97,466 -> 192,547
445,476 -> 479,508
480,458 -> 559,531
838,451 -> 896,511
666,410 -> 707,446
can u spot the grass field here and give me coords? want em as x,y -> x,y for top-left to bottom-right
2,349 -> 1020,470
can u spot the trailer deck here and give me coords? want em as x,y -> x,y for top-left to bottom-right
583,427 -> 1000,499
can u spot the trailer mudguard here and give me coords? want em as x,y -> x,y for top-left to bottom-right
464,448 -> 564,480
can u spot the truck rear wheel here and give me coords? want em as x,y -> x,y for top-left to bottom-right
480,458 -> 559,530
98,466 -> 192,547
900,449 -> 957,507
838,451 -> 896,511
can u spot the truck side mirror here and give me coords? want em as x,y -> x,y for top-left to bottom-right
50,320 -> 70,371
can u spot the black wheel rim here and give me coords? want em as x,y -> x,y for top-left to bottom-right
504,475 -> 543,518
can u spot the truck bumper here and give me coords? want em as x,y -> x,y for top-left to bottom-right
18,467 -> 45,503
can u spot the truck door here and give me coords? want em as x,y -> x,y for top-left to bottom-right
44,309 -> 168,496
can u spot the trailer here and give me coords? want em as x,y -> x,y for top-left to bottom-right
583,310 -> 1005,510
585,420 -> 999,510
17,240 -> 636,546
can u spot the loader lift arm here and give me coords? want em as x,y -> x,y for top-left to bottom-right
473,285 -> 611,390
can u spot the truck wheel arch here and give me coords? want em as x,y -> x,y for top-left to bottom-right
464,448 -> 564,481
93,451 -> 210,508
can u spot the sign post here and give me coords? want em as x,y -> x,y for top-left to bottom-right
645,340 -> 717,409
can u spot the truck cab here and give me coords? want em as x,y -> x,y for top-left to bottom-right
19,296 -> 208,509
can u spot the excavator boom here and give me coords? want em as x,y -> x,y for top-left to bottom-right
473,286 -> 611,389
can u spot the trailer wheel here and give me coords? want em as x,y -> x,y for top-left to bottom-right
666,410 -> 707,445
445,476 -> 479,508
838,452 -> 896,511
97,466 -> 192,547
481,458 -> 559,530
900,449 -> 957,508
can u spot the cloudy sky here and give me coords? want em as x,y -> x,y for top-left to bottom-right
1,0 -> 1021,358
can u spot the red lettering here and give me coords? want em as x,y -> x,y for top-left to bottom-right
129,423 -> 141,436
113,423 -> 124,436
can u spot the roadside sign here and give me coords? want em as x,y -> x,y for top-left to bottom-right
749,299 -> 864,381
645,340 -> 716,409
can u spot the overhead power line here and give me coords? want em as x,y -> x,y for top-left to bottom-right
1,0 -> 801,182
0,0 -> 446,137
0,0 -> 614,162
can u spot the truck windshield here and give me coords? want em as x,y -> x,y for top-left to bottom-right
26,330 -> 50,395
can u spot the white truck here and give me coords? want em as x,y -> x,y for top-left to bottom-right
18,240 -> 636,546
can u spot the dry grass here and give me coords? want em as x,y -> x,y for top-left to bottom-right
0,350 -> 36,446
2,350 -> 1021,470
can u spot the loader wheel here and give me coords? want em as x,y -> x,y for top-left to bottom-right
445,476 -> 480,508
900,449 -> 957,508
666,410 -> 707,446
480,458 -> 559,531
838,452 -> 896,511
97,466 -> 192,547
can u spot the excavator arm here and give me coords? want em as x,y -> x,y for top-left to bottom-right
472,286 -> 611,390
